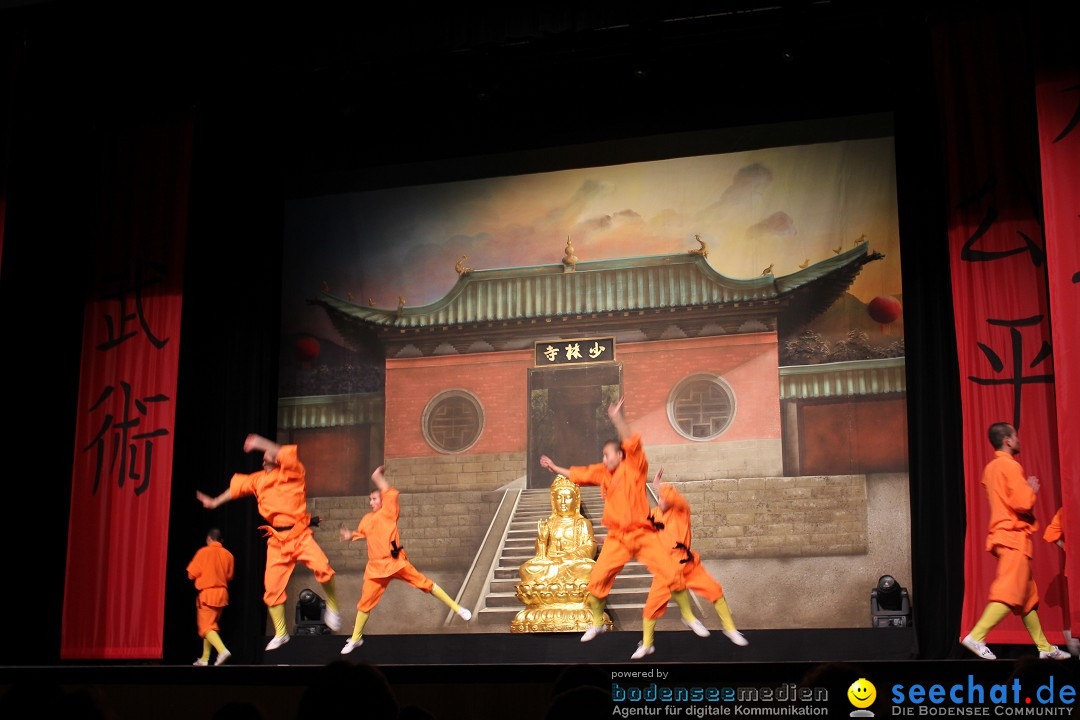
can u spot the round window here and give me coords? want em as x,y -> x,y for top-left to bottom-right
667,374 -> 736,441
422,390 -> 484,453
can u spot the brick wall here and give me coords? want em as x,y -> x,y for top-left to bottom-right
277,426 -> 376,497
308,489 -> 502,571
701,472 -> 911,629
385,350 -> 532,458
619,333 -> 781,445
279,489 -> 502,635
381,335 -> 781,481
377,451 -> 526,491
668,475 -> 868,558
648,439 -> 783,480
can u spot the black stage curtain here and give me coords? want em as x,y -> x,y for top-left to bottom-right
893,17 -> 967,658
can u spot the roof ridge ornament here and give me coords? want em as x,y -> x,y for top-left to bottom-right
689,234 -> 709,258
561,236 -> 578,273
455,254 -> 473,277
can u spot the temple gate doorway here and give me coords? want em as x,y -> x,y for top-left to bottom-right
526,363 -> 622,489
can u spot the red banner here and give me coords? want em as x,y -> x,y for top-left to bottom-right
61,122 -> 191,658
1036,69 -> 1080,637
935,16 -> 1067,644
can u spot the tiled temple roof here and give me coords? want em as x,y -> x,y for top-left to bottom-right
315,244 -> 880,337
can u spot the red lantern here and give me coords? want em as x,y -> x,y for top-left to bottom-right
867,295 -> 902,324
295,336 -> 321,363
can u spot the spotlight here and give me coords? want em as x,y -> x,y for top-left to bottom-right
870,575 -> 911,628
294,588 -> 329,635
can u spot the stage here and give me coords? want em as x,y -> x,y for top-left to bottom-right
4,628 -> 1078,720
257,627 -> 918,666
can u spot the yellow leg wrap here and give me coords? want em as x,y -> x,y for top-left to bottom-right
713,597 -> 737,632
588,594 -> 606,627
320,577 -> 339,614
206,630 -> 226,654
672,589 -> 695,622
431,584 -> 461,612
642,618 -> 656,648
1021,610 -> 1053,652
970,601 -> 1010,642
351,610 -> 370,643
200,638 -> 211,663
268,603 -> 288,638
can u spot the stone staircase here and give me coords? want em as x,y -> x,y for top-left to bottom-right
474,485 -> 704,630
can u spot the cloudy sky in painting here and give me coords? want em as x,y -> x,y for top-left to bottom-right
283,137 -> 901,339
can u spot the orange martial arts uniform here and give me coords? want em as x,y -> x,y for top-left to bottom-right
642,484 -> 724,619
1044,508 -> 1064,546
349,486 -> 434,611
229,445 -> 335,606
569,433 -> 685,605
187,541 -> 235,637
982,450 -> 1040,614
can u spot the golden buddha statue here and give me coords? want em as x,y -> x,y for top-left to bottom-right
512,475 -> 612,632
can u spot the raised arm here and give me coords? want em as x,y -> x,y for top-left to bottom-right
607,397 -> 631,441
371,465 -> 390,492
540,455 -> 571,477
244,433 -> 281,461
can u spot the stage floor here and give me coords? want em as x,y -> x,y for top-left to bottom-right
5,629 -> 1080,720
257,627 -> 918,666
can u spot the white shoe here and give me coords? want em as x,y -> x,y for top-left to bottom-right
631,643 -> 655,660
723,629 -> 749,647
580,624 -> 608,643
961,634 -> 996,659
192,658 -> 208,666
1039,645 -> 1071,660
213,650 -> 232,666
340,638 -> 364,655
323,608 -> 341,632
264,634 -> 291,651
682,618 -> 711,637
457,607 -> 472,621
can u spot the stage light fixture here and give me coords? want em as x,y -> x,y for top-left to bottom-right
870,574 -> 911,628
294,588 -> 330,635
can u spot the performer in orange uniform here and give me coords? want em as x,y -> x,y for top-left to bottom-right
197,434 -> 341,651
1044,507 -> 1080,655
1044,508 -> 1065,552
961,422 -> 1069,660
187,528 -> 234,666
636,468 -> 748,658
338,465 -> 472,654
540,397 -> 704,656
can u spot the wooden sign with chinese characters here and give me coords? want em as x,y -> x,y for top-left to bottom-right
534,337 -> 616,367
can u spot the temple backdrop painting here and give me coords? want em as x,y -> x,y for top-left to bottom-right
277,125 -> 909,636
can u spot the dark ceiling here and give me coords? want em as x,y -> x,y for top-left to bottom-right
0,2 -> 1035,186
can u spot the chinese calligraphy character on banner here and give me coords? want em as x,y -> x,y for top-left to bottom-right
96,259 -> 172,351
967,316 -> 1053,431
84,381 -> 171,496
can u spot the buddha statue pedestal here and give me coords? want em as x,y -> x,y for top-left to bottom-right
511,475 -> 613,633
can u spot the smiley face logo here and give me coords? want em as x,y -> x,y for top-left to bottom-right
847,678 -> 877,709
